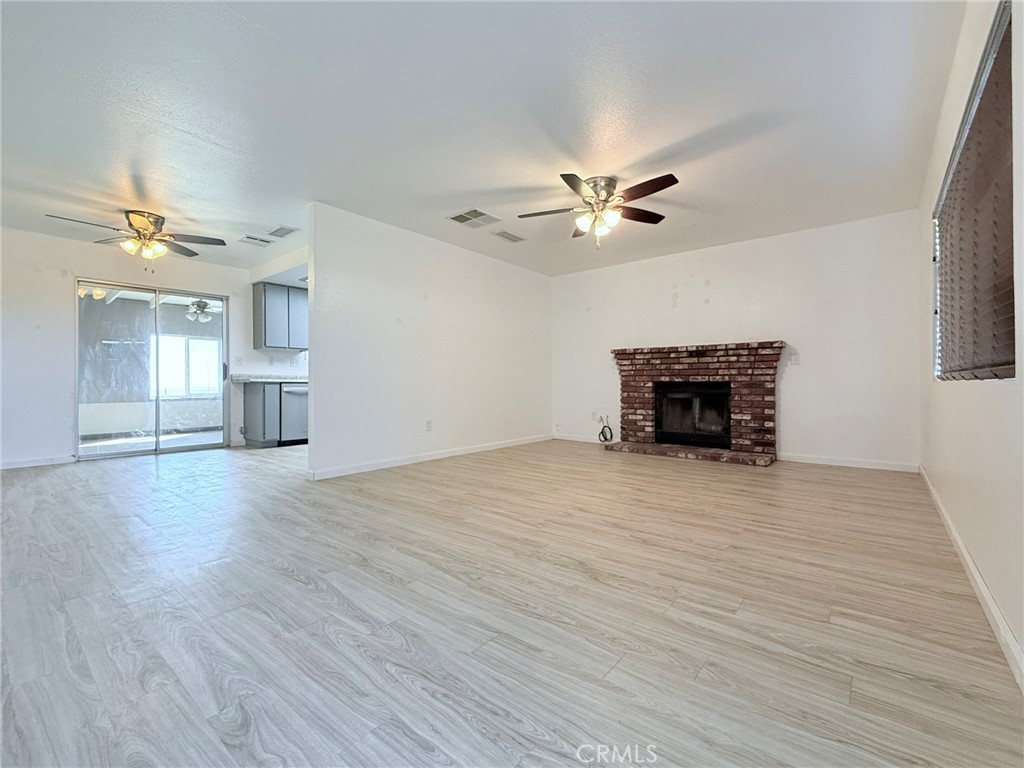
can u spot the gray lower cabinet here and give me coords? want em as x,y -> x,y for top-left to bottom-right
243,382 -> 308,447
253,283 -> 308,350
243,383 -> 281,448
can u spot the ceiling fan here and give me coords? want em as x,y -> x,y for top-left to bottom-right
519,173 -> 678,246
45,210 -> 227,262
185,298 -> 221,323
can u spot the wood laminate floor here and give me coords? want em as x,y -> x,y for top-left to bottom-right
2,440 -> 1021,767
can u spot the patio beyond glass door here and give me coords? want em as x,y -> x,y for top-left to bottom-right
77,282 -> 227,458
155,292 -> 225,450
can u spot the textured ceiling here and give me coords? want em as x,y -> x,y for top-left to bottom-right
1,2 -> 964,275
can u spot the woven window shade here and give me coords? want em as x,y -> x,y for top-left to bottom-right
935,13 -> 1014,380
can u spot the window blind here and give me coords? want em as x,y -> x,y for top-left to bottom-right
934,6 -> 1014,381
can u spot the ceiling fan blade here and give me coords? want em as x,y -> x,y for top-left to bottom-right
619,206 -> 666,225
518,208 -> 575,219
166,234 -> 227,246
572,226 -> 586,238
165,241 -> 199,258
560,174 -> 598,200
46,214 -> 127,233
617,173 -> 679,203
94,237 -> 126,244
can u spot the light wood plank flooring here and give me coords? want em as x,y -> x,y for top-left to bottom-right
2,440 -> 1021,767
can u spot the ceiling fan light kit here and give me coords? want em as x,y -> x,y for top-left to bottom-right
46,209 -> 227,271
186,299 -> 214,323
519,172 -> 678,248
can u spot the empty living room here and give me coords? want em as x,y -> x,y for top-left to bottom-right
1,1 -> 1022,766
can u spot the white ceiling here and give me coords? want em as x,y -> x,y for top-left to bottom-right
2,2 -> 964,276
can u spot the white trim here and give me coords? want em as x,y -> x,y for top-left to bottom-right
553,433 -> 603,444
310,434 -> 553,480
1,455 -> 76,470
777,452 -> 919,473
921,465 -> 1024,692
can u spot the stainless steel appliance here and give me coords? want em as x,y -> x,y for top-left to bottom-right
280,384 -> 309,443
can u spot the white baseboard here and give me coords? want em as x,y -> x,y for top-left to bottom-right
553,433 -> 604,444
778,452 -> 919,473
311,434 -> 553,480
921,466 -> 1023,692
0,455 -> 76,470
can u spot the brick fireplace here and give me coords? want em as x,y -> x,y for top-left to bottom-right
606,341 -> 784,466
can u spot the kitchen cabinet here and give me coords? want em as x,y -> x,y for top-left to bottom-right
287,287 -> 308,349
253,282 -> 308,350
243,381 -> 308,447
243,383 -> 280,448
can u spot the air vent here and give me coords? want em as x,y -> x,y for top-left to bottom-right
267,225 -> 299,238
238,235 -> 273,247
493,231 -> 525,243
448,208 -> 500,228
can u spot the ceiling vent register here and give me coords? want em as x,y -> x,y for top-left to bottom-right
267,225 -> 299,238
448,209 -> 500,228
239,235 -> 274,247
493,231 -> 525,243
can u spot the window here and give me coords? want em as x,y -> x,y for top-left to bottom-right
149,335 -> 222,398
934,3 -> 1014,380
187,338 -> 222,396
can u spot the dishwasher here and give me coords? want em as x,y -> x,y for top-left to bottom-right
280,384 -> 309,443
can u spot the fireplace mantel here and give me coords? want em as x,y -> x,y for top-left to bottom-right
607,341 -> 784,466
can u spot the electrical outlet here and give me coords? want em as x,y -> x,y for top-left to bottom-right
267,358 -> 274,366
239,426 -> 245,435
290,357 -> 299,367
425,419 -> 432,432
790,349 -> 801,366
591,411 -> 598,421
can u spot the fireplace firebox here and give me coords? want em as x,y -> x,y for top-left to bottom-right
654,381 -> 731,449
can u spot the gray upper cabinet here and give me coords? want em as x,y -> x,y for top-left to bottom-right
253,282 -> 308,350
288,287 -> 308,350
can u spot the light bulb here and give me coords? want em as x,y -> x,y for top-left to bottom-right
119,238 -> 141,255
198,313 -> 212,323
186,311 -> 197,322
594,217 -> 612,237
91,288 -> 107,301
574,212 -> 595,233
140,243 -> 160,260
152,242 -> 168,257
77,287 -> 89,298
602,208 -> 622,228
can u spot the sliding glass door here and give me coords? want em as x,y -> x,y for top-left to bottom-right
77,281 -> 227,458
155,292 -> 225,450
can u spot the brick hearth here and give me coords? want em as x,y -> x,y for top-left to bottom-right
606,340 -> 784,466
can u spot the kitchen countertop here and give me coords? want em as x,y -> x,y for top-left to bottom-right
231,374 -> 309,383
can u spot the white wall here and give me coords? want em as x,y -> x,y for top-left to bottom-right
916,0 -> 1023,680
307,202 -> 552,479
0,227 -> 306,467
552,210 -> 921,471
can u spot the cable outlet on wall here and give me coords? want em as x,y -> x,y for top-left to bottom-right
425,419 -> 432,432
